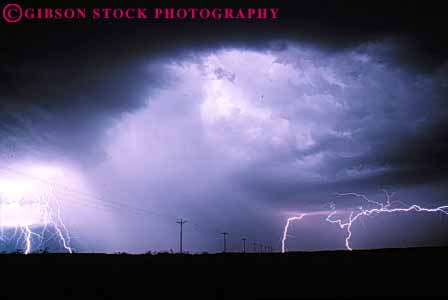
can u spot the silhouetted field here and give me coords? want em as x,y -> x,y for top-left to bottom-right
0,247 -> 446,299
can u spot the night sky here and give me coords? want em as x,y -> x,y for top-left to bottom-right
1,0 -> 448,253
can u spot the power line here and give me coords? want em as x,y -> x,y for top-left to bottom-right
0,166 -> 177,219
0,166 -> 257,254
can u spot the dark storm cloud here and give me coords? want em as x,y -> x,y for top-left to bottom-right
233,43 -> 448,193
1,0 -> 447,182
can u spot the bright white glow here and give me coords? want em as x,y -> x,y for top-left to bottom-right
0,179 -> 34,203
0,202 -> 48,227
0,162 -> 81,253
201,75 -> 271,123
0,163 -> 62,227
200,51 -> 275,124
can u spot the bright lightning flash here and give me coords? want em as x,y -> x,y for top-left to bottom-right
0,163 -> 74,254
281,191 -> 448,253
281,215 -> 305,253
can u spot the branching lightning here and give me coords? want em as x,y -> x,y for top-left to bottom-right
0,164 -> 73,254
281,190 -> 448,253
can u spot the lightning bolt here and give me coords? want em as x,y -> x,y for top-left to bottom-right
24,226 -> 32,254
281,214 -> 306,253
0,166 -> 74,254
0,190 -> 73,254
46,185 -> 73,253
282,191 -> 448,253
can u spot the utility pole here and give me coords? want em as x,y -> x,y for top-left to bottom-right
221,232 -> 229,253
176,218 -> 187,254
242,238 -> 247,253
